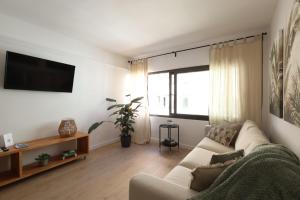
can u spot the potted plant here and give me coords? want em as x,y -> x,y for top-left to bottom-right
88,96 -> 143,147
61,150 -> 77,160
35,153 -> 51,166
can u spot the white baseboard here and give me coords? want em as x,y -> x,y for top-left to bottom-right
91,137 -> 195,151
91,137 -> 120,150
151,137 -> 195,150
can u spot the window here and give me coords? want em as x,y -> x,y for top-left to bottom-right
148,66 -> 209,120
148,72 -> 169,115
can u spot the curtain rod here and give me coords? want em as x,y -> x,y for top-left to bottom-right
128,32 -> 267,64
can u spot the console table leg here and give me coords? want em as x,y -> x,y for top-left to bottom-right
168,128 -> 171,151
178,127 -> 180,151
159,127 -> 161,151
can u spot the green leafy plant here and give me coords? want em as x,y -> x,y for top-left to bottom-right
285,66 -> 300,126
88,96 -> 143,136
35,153 -> 50,162
269,30 -> 283,117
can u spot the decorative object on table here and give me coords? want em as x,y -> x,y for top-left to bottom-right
159,124 -> 179,151
283,0 -> 300,127
14,143 -> 29,149
61,150 -> 77,160
167,119 -> 173,125
58,119 -> 77,138
88,96 -> 144,148
35,153 -> 51,166
162,138 -> 177,147
0,147 -> 9,152
0,133 -> 14,148
270,29 -> 284,118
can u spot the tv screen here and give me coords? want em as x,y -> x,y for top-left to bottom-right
4,51 -> 75,93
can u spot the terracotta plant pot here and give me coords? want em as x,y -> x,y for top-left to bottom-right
58,119 -> 77,138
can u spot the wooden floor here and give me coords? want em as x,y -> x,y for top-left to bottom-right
0,142 -> 189,200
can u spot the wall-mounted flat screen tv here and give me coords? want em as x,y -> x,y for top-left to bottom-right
4,51 -> 75,93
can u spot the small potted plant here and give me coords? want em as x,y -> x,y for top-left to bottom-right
61,150 -> 77,160
35,153 -> 51,166
88,96 -> 143,148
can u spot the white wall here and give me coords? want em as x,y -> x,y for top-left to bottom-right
0,13 -> 130,167
263,0 -> 300,158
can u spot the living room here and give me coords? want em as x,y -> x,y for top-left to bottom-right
0,0 -> 300,199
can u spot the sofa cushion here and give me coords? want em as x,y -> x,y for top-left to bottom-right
244,141 -> 269,155
210,149 -> 244,164
235,120 -> 270,152
179,148 -> 215,169
206,124 -> 240,146
190,160 -> 235,192
164,166 -> 193,188
197,137 -> 234,153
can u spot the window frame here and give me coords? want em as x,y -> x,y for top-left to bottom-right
148,65 -> 209,121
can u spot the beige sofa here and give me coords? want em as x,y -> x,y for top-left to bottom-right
129,120 -> 270,200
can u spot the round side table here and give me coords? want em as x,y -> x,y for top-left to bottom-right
159,124 -> 179,151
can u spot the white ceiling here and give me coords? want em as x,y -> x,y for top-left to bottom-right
0,0 -> 278,57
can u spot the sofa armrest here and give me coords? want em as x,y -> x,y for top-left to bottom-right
129,173 -> 198,200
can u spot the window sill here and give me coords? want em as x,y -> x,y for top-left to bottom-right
150,114 -> 209,121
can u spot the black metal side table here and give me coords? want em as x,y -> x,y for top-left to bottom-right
159,124 -> 179,151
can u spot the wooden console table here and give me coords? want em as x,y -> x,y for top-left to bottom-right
0,132 -> 89,187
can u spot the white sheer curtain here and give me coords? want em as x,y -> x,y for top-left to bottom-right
130,59 -> 151,144
209,36 -> 262,127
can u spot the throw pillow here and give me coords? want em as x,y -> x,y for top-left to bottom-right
210,149 -> 244,165
190,160 -> 234,192
207,122 -> 242,146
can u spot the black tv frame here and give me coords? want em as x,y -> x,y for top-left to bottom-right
4,51 -> 75,93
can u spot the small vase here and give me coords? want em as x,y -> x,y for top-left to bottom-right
58,119 -> 77,138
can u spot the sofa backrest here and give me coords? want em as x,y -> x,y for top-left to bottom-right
235,120 -> 270,155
